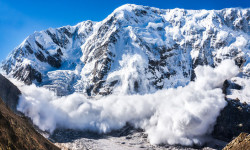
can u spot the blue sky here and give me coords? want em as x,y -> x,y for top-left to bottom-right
0,0 -> 249,62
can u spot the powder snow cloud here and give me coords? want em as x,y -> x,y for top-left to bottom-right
15,59 -> 238,146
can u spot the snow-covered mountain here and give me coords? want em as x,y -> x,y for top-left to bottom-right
1,4 -> 249,96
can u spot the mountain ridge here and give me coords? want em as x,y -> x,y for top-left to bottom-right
1,4 -> 249,96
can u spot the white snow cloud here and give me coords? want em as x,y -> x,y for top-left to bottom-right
15,59 -> 239,146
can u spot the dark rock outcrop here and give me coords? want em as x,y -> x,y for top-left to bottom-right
47,55 -> 62,68
222,80 -> 242,95
0,74 -> 21,113
13,65 -> 42,85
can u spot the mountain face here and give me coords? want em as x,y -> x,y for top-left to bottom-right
1,4 -> 249,96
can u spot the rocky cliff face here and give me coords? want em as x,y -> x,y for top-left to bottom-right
1,4 -> 249,96
0,74 -> 21,113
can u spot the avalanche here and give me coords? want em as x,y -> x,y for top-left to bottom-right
15,60 -> 238,146
1,4 -> 250,146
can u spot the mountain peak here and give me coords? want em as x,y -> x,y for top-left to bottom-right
113,4 -> 145,12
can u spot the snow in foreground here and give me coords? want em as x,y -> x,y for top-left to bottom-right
15,60 -> 238,146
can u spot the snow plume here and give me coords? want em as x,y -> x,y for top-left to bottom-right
16,60 -> 238,146
106,54 -> 153,95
